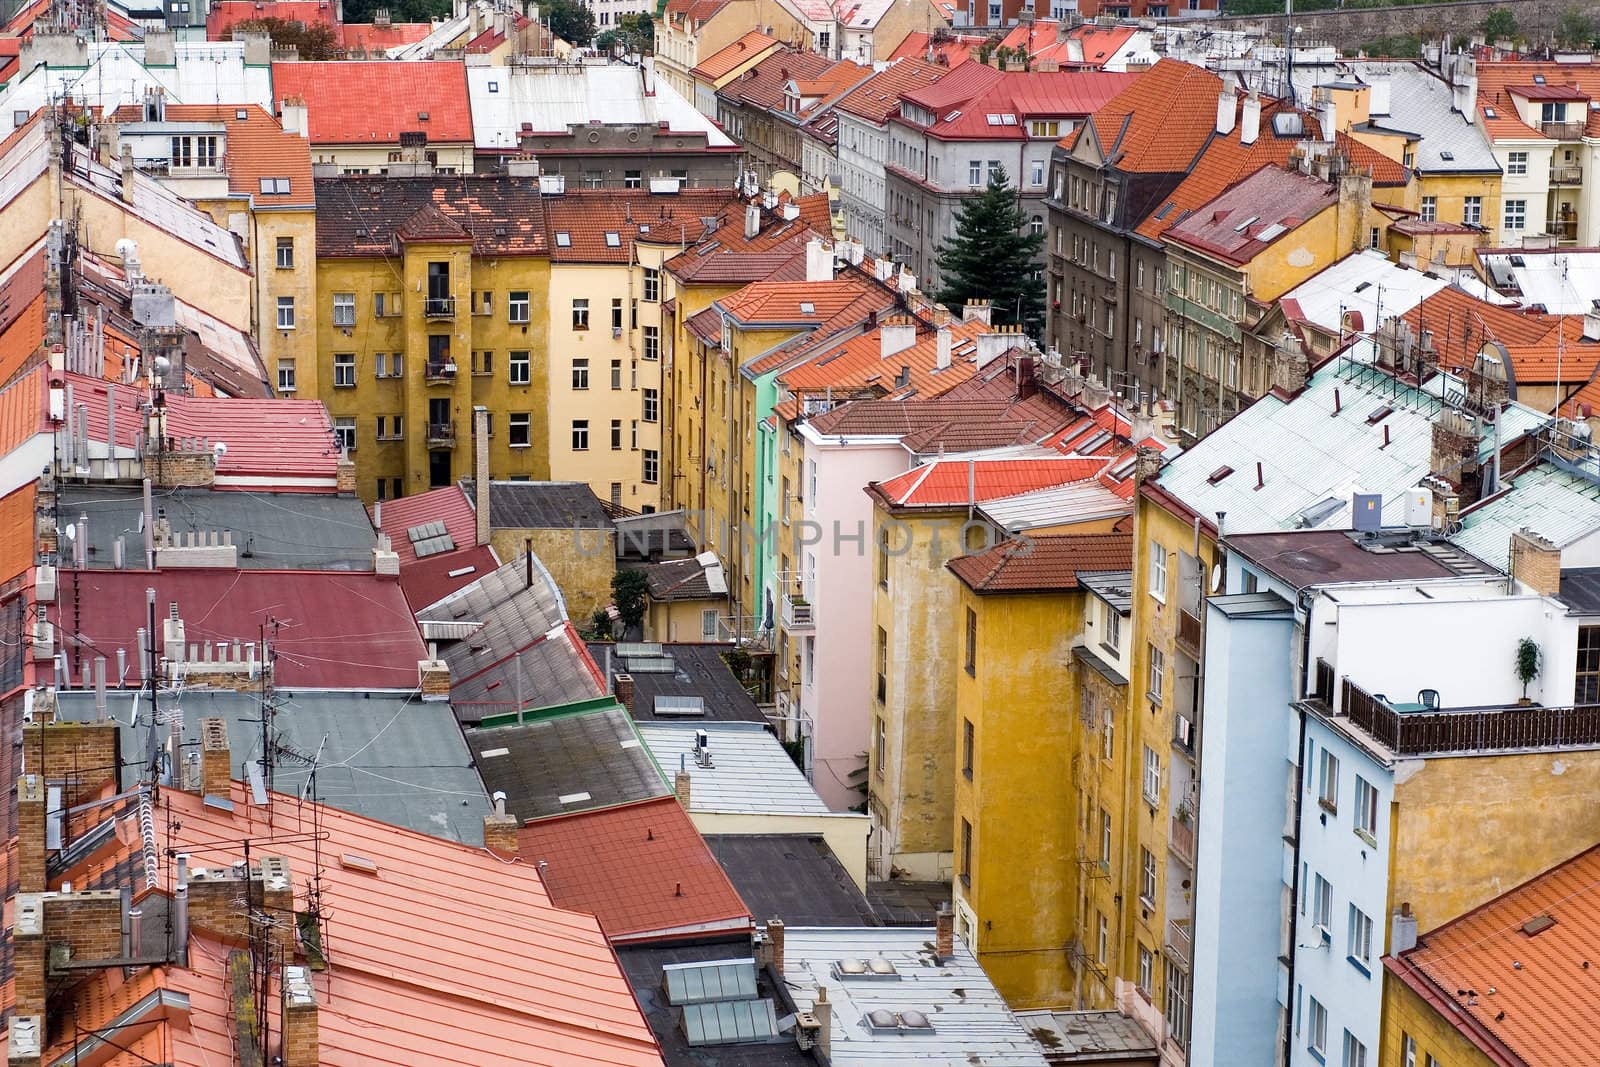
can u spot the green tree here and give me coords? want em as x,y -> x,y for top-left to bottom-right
546,0 -> 596,45
935,166 -> 1046,336
597,11 -> 653,54
342,0 -> 449,22
611,569 -> 650,639
1556,4 -> 1596,48
230,16 -> 342,59
1482,7 -> 1517,41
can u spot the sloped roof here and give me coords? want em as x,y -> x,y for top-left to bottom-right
0,483 -> 36,585
948,531 -> 1132,593
371,484 -> 496,610
518,796 -> 752,944
775,317 -> 990,407
271,60 -> 473,145
642,555 -> 724,601
691,29 -> 781,80
543,189 -> 739,263
718,276 -> 881,326
315,175 -> 548,257
1164,164 -> 1339,267
1077,58 -> 1223,173
904,69 -> 1140,141
827,56 -> 946,125
1478,59 -> 1600,142
396,202 -> 472,243
109,103 -> 314,206
871,456 -> 1107,509
887,29 -> 991,67
1453,460 -> 1600,572
1402,287 -> 1559,373
717,49 -> 837,111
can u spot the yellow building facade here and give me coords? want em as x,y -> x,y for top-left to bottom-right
1378,975 -> 1495,1067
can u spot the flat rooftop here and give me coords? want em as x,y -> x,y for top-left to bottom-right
1013,1009 -> 1158,1063
707,835 -> 877,926
589,642 -> 768,723
1227,529 -> 1495,591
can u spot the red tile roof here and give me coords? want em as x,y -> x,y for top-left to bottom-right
108,103 -> 315,206
1477,61 -> 1600,141
1075,58 -> 1222,173
164,396 -> 342,490
870,456 -> 1107,508
827,57 -> 948,125
1403,287 -> 1560,373
544,189 -> 740,263
948,530 -> 1131,593
718,276 -> 880,326
1164,165 -> 1339,267
370,485 -> 499,609
396,201 -> 473,243
58,568 -> 426,689
339,19 -> 434,52
663,0 -> 737,25
776,316 -> 989,405
0,483 -> 38,585
518,796 -> 753,944
909,70 -> 1140,142
691,29 -> 781,80
271,61 -> 473,145
207,0 -> 335,39
888,30 -> 990,67
1387,843 -> 1600,1067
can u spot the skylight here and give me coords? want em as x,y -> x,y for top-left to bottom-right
800,302 -> 816,314
1533,74 -> 1546,85
1485,107 -> 1498,118
555,232 -> 572,247
604,232 -> 621,247
1234,215 -> 1260,232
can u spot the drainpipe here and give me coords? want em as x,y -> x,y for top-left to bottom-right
1282,585 -> 1316,1067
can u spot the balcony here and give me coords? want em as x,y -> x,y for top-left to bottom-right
1176,608 -> 1202,655
1541,120 -> 1585,140
424,361 -> 458,382
426,421 -> 455,448
1169,813 -> 1195,867
1547,217 -> 1579,242
1164,919 -> 1192,970
1551,164 -> 1584,185
781,592 -> 815,632
423,296 -> 456,319
1335,679 -> 1600,755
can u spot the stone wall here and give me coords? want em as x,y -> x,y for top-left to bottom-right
1184,0 -> 1568,49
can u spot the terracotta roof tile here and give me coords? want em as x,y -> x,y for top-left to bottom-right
871,456 -> 1107,508
396,201 -> 472,243
827,57 -> 948,125
1081,59 -> 1222,174
1388,843 -> 1600,1067
316,175 -> 548,257
777,317 -> 989,403
271,61 -> 473,145
1403,287 -> 1559,372
544,189 -> 739,263
664,0 -> 736,24
206,0 -> 335,38
518,796 -> 752,944
719,276 -> 879,326
888,30 -> 990,67
339,19 -> 434,52
691,29 -> 781,80
948,530 -> 1132,593
0,483 -> 38,585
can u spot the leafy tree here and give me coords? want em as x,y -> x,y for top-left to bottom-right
1556,4 -> 1596,48
596,11 -> 653,54
230,16 -> 342,59
611,569 -> 650,640
1482,7 -> 1517,41
586,606 -> 615,641
935,166 -> 1045,336
342,0 -> 449,22
546,0 -> 596,46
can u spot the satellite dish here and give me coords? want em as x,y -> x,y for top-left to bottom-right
213,441 -> 228,458
1211,564 -> 1224,593
61,524 -> 75,541
152,355 -> 171,381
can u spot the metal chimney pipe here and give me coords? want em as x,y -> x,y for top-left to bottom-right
136,627 -> 148,681
81,659 -> 91,690
117,647 -> 127,684
62,382 -> 75,466
73,514 -> 87,568
106,383 -> 116,467
94,656 -> 106,720
113,536 -> 125,569
142,478 -> 154,568
128,907 -> 143,956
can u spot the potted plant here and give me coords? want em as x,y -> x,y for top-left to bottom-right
1514,636 -> 1542,705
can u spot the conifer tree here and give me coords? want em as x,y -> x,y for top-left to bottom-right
935,166 -> 1046,335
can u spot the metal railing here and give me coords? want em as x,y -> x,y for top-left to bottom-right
1313,658 -> 1335,704
781,592 -> 815,631
1169,815 -> 1195,866
424,362 -> 457,381
1165,919 -> 1192,969
424,296 -> 456,319
1340,678 -> 1600,755
426,421 -> 455,448
1551,164 -> 1584,185
1177,608 -> 1202,653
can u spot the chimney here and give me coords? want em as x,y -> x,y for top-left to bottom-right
119,143 -> 136,204
372,534 -> 400,577
1452,56 -> 1478,124
745,202 -> 761,240
766,918 -> 785,976
1272,331 -> 1310,396
614,671 -> 635,712
880,320 -> 916,359
936,903 -> 954,958
483,791 -> 520,856
474,406 -> 491,546
1216,86 -> 1237,135
962,298 -> 991,325
200,717 -> 230,798
805,239 -> 835,283
1430,410 -> 1479,491
279,96 -> 310,139
936,324 -> 952,370
674,767 -> 692,808
931,303 -> 952,327
813,985 -> 832,1062
1240,89 -> 1261,146
1584,310 -> 1600,343
7,1016 -> 41,1067
975,327 -> 1012,368
17,774 -> 43,892
336,453 -> 356,494
1369,78 -> 1392,117
13,895 -> 43,1019
1082,373 -> 1112,410
1509,528 -> 1561,597
1391,902 -> 1418,954
24,716 -> 119,810
280,965 -> 319,1067
419,656 -> 450,700
1319,95 -> 1338,138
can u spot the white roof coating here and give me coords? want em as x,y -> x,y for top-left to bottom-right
1479,249 -> 1600,314
783,927 -> 1049,1066
636,722 -> 830,816
979,479 -> 1129,531
1283,250 -> 1453,335
0,42 -> 274,125
1452,460 -> 1600,571
1156,343 -> 1550,536
467,61 -> 735,151
1291,60 -> 1499,173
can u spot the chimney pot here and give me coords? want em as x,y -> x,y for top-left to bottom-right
766,918 -> 785,977
614,671 -> 636,713
936,903 -> 954,959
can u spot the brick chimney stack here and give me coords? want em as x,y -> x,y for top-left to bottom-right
766,918 -> 785,977
614,671 -> 635,713
936,903 -> 954,959
674,768 -> 691,808
13,895 -> 43,1018
17,774 -> 45,893
484,791 -> 520,857
1509,528 -> 1561,597
280,965 -> 319,1067
7,1015 -> 42,1067
813,985 -> 832,1062
200,717 -> 231,798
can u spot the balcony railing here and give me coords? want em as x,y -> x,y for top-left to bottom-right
1313,658 -> 1335,704
781,592 -> 816,632
1551,164 -> 1584,185
1339,678 -> 1600,755
1541,120 -> 1585,140
1169,814 -> 1195,866
424,361 -> 457,381
1165,919 -> 1192,970
426,421 -> 455,448
1177,608 -> 1202,654
423,296 -> 456,319
1547,218 -> 1579,242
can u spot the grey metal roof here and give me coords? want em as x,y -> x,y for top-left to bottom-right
1453,460 -> 1600,573
1155,347 -> 1548,536
1559,567 -> 1600,615
466,707 -> 670,822
60,484 -> 379,571
1077,569 -> 1133,614
53,689 -> 490,845
1012,1008 -> 1158,1062
1293,61 -> 1500,173
1208,590 -> 1295,619
420,556 -> 603,722
588,642 -> 769,723
706,835 -> 878,927
461,479 -> 616,531
637,722 -> 828,816
783,927 -> 1050,1066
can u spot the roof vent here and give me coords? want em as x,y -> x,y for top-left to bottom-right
1522,914 -> 1557,937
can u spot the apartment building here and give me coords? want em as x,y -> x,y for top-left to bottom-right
718,49 -> 869,187
688,30 -> 785,120
272,61 -> 477,173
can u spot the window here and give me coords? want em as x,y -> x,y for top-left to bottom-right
377,414 -> 404,440
1149,541 -> 1167,599
876,627 -> 888,704
611,359 -> 623,390
1369,227 -> 1380,250
1464,196 -> 1482,226
631,420 -> 639,449
1313,873 -> 1333,937
964,607 -> 977,676
1577,624 -> 1600,702
1100,810 -> 1112,864
1419,196 -> 1436,222
1164,959 -> 1190,1045
509,351 -> 531,385
1507,150 -> 1528,175
572,358 -> 589,390
1401,1036 -> 1417,1067
1308,997 -> 1327,1058
471,350 -> 491,376
1137,944 -> 1153,993
1319,748 -> 1340,813
625,170 -> 642,189
960,818 -> 972,886
276,296 -> 295,330
333,416 -> 355,452
572,298 -> 590,329
333,352 -> 355,387
508,290 -> 530,323
962,719 -> 974,779
610,420 -> 623,450
508,413 -> 530,448
640,388 -> 659,423
1105,605 -> 1121,650
1348,904 -> 1373,971
1030,159 -> 1044,187
276,359 -> 296,392
1505,198 -> 1527,231
968,160 -> 983,187
572,419 -> 590,451
1028,119 -> 1060,137
643,267 -> 660,302
1142,745 -> 1161,805
374,291 -> 400,317
1103,704 -> 1114,760
1342,1031 -> 1367,1067
473,291 -> 493,316
1097,912 -> 1108,963
643,449 -> 659,484
258,177 -> 290,194
1354,776 -> 1379,841
874,713 -> 886,773
1139,846 -> 1156,904
643,325 -> 660,361
275,237 -> 294,269
1148,645 -> 1164,700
